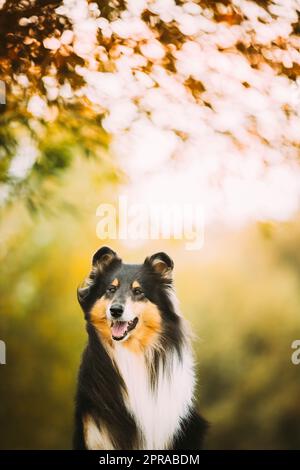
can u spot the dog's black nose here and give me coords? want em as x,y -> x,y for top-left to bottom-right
110,304 -> 124,318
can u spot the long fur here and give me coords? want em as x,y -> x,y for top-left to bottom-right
73,247 -> 207,450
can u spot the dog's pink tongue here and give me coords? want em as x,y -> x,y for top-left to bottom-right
112,321 -> 127,338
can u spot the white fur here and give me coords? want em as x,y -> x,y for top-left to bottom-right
113,343 -> 195,450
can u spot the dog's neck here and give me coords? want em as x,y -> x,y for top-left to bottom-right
85,321 -> 195,450
111,339 -> 195,450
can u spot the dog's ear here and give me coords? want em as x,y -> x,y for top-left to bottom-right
78,247 -> 120,308
92,246 -> 118,269
145,252 -> 174,280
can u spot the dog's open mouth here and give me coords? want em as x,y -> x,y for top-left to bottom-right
111,317 -> 138,341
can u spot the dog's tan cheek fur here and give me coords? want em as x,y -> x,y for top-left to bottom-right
124,300 -> 162,353
90,297 -> 112,346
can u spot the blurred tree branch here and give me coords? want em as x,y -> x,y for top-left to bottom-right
0,0 -> 300,212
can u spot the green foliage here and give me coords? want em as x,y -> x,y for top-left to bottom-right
0,125 -> 16,182
0,102 -> 111,212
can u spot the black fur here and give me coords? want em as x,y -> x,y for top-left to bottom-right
74,324 -> 138,450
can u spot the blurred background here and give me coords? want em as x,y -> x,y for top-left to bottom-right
1,0 -> 300,449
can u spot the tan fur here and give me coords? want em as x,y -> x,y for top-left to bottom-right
111,278 -> 119,287
90,297 -> 112,345
151,259 -> 172,279
83,415 -> 114,450
132,280 -> 141,289
123,300 -> 162,353
90,295 -> 162,354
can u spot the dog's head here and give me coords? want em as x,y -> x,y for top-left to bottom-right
78,247 -> 177,351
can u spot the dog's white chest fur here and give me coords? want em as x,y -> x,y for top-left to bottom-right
113,345 -> 195,450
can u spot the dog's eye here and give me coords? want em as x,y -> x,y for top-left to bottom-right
107,285 -> 117,294
133,287 -> 143,296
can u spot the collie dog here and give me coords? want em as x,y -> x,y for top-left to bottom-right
73,247 -> 207,450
